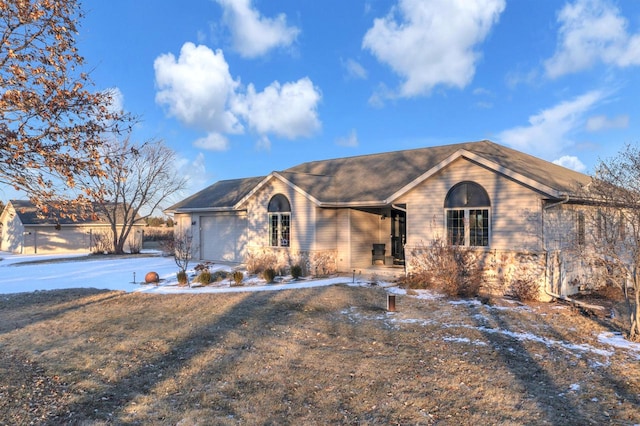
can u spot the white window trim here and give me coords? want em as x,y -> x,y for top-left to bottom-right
269,212 -> 291,247
444,208 -> 491,247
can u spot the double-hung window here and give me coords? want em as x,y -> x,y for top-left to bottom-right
444,182 -> 491,247
268,194 -> 291,247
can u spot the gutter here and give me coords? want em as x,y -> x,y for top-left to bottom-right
543,193 -> 570,210
168,207 -> 242,214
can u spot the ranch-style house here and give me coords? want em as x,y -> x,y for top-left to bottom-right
167,140 -> 599,298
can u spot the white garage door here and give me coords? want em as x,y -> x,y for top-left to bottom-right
200,213 -> 246,262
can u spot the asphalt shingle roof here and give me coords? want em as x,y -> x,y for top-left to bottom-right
7,200 -> 118,225
281,140 -> 591,203
167,176 -> 265,211
168,140 -> 592,211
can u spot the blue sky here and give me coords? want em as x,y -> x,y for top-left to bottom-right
4,0 -> 640,205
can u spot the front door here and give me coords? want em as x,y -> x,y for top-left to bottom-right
390,209 -> 406,265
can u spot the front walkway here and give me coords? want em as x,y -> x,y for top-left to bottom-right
342,264 -> 406,283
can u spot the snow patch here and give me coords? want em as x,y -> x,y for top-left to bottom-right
598,332 -> 640,358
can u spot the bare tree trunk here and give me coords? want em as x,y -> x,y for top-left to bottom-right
632,278 -> 640,341
111,224 -> 125,254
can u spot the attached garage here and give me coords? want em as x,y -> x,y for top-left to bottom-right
199,213 -> 247,262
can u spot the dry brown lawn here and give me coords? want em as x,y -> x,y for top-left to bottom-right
0,284 -> 638,425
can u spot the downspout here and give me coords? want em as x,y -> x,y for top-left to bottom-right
543,193 -> 574,301
543,193 -> 570,211
544,251 -> 569,301
544,250 -> 607,315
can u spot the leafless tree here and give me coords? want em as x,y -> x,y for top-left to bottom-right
163,229 -> 197,287
0,0 -> 131,214
583,143 -> 640,341
84,135 -> 188,254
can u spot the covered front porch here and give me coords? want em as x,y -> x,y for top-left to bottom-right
348,204 -> 407,268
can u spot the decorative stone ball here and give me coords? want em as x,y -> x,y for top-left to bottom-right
145,271 -> 160,284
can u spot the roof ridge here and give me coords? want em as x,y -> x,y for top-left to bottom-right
285,139 -> 493,171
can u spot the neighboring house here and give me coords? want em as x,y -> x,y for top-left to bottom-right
167,140 -> 598,297
0,200 -> 145,254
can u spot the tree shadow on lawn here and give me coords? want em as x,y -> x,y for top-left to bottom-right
0,289 -> 122,336
465,301 -> 595,426
531,300 -> 640,424
59,286 -> 354,424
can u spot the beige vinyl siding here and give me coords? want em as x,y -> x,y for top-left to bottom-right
25,227 -> 90,254
1,200 -> 146,254
349,209 -> 386,268
173,213 -> 196,254
243,178 -> 316,252
1,204 -> 23,253
321,208 -> 386,270
396,157 -> 543,251
315,207 -> 338,251
335,209 -> 351,271
174,214 -> 192,235
18,225 -> 139,254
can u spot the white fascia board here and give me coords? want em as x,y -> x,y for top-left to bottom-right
172,207 -> 238,214
234,172 -> 323,209
233,174 -> 276,209
386,149 -> 563,202
462,151 -> 564,197
316,201 -> 388,208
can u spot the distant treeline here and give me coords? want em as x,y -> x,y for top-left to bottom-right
145,216 -> 174,227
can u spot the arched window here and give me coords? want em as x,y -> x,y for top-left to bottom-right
444,182 -> 490,247
268,194 -> 291,247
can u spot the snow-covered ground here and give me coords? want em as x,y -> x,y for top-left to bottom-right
1,251 -> 639,362
0,251 -> 355,295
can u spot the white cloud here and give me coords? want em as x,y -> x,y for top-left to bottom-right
176,152 -> 210,196
336,129 -> 359,147
362,0 -> 505,98
343,58 -> 368,80
497,90 -> 605,156
215,0 -> 299,58
234,77 -> 321,139
256,135 -> 271,151
105,87 -> 125,113
154,43 -> 322,149
472,87 -> 492,96
553,155 -> 587,172
585,114 -> 629,132
193,133 -> 230,151
545,0 -> 640,78
154,42 -> 242,135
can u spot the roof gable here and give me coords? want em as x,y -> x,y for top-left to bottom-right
282,140 -> 590,205
169,141 -> 592,211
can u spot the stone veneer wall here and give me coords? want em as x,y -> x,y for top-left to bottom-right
405,246 -> 603,301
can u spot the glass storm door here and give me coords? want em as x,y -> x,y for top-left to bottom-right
390,209 -> 406,265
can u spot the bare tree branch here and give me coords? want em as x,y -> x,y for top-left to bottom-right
582,143 -> 640,341
0,0 -> 133,214
81,134 -> 187,254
